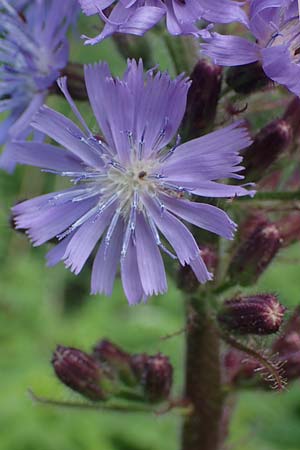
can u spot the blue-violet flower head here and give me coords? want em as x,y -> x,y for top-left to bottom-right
11,60 -> 254,304
202,0 -> 300,96
0,0 -> 78,172
79,0 -> 248,45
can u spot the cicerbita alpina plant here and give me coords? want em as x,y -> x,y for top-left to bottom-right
79,0 -> 248,45
11,60 -> 254,304
0,0 -> 78,172
202,0 -> 300,96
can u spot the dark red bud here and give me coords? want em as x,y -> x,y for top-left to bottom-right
228,222 -> 282,286
218,294 -> 286,335
131,353 -> 173,403
183,59 -> 222,137
242,119 -> 292,182
52,346 -> 113,401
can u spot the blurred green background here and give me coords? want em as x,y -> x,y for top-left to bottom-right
1,17 -> 300,450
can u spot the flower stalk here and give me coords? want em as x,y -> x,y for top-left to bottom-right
181,296 -> 224,450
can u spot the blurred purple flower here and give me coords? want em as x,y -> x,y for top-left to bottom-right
202,0 -> 300,96
79,0 -> 248,45
11,60 -> 254,304
0,0 -> 78,172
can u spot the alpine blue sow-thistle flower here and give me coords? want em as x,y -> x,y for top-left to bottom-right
79,0 -> 248,45
202,0 -> 300,96
0,0 -> 78,172
11,60 -> 254,304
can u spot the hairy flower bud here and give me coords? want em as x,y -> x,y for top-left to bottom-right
184,60 -> 222,137
92,340 -> 137,386
218,294 -> 285,335
228,222 -> 281,286
242,119 -> 292,182
225,62 -> 270,95
131,353 -> 173,403
52,346 -> 114,401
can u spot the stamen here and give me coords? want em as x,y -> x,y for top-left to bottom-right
57,204 -> 101,240
138,126 -> 146,160
121,192 -> 138,258
147,215 -> 177,260
159,134 -> 181,163
104,209 -> 121,258
152,117 -> 169,151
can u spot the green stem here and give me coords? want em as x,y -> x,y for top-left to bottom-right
181,297 -> 224,450
238,191 -> 300,202
162,33 -> 197,74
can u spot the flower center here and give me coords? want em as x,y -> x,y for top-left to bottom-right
105,157 -> 160,217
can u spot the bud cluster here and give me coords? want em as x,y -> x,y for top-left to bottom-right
52,340 -> 173,404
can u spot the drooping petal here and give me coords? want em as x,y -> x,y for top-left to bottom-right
13,196 -> 97,246
202,33 -> 260,66
63,202 -> 115,275
10,142 -> 84,172
162,121 -> 252,181
160,194 -> 237,240
135,213 -> 167,296
121,237 -> 145,305
31,106 -> 103,168
91,218 -> 124,296
262,45 -> 300,96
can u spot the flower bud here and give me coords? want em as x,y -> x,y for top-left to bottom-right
52,346 -> 114,401
275,213 -> 300,248
92,340 -> 137,386
225,61 -> 270,95
131,353 -> 173,403
228,222 -> 281,286
184,59 -> 222,137
218,294 -> 285,335
242,119 -> 292,182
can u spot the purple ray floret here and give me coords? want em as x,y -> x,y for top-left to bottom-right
0,0 -> 78,172
11,60 -> 254,304
79,0 -> 248,45
202,0 -> 300,96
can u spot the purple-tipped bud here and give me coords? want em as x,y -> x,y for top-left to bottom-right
131,353 -> 173,403
52,346 -> 114,401
218,294 -> 286,335
228,222 -> 281,286
92,340 -> 137,386
225,61 -> 270,95
242,119 -> 292,182
184,60 -> 222,137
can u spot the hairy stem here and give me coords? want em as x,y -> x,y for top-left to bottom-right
181,297 -> 224,450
